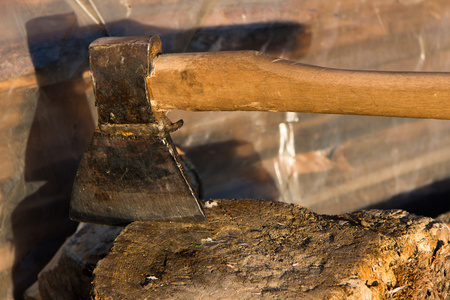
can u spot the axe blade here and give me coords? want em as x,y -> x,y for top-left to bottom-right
70,36 -> 205,226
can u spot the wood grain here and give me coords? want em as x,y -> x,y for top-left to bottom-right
93,199 -> 450,299
148,51 -> 450,119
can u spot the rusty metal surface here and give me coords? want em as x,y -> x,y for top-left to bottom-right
70,129 -> 205,225
89,36 -> 161,124
70,36 -> 205,226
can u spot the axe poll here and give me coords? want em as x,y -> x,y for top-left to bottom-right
70,36 -> 450,226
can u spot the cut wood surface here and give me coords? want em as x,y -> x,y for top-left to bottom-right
93,199 -> 450,299
149,51 -> 450,119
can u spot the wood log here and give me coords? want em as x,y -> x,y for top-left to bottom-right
23,224 -> 121,300
93,199 -> 450,299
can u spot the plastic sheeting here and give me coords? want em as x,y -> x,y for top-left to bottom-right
2,1 -> 450,298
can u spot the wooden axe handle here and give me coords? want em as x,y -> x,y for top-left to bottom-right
147,51 -> 450,119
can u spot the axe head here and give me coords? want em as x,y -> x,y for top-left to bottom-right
70,36 -> 205,226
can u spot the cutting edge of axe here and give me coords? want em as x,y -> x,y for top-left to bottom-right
70,36 -> 206,226
70,35 -> 450,226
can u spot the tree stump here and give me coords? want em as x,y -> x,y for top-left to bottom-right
93,199 -> 450,299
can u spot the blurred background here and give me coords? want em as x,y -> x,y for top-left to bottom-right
1,0 -> 450,298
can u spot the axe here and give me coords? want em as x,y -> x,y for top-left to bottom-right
70,36 -> 450,226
